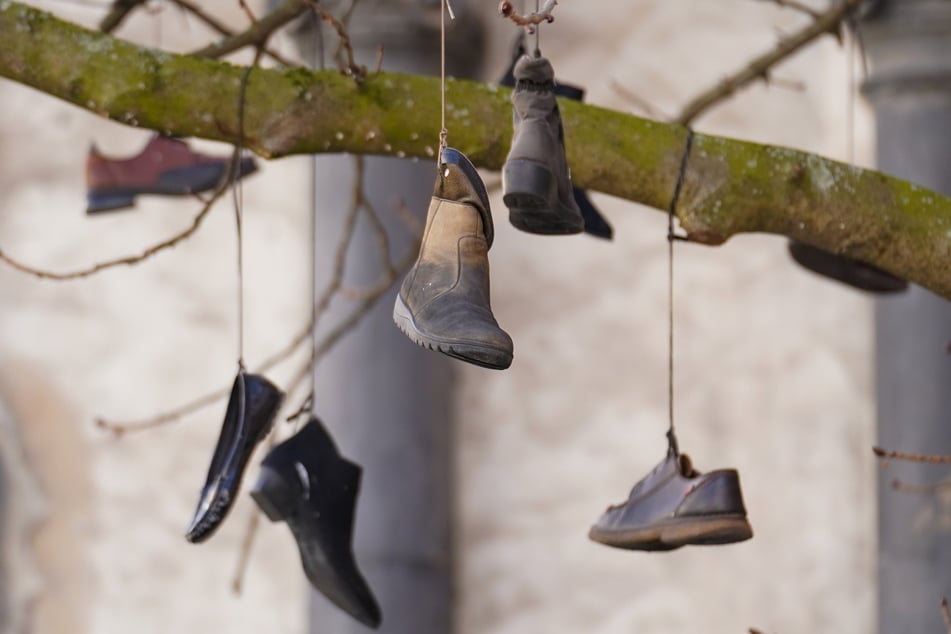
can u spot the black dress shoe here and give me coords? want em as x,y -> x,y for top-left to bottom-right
251,418 -> 381,629
787,240 -> 907,293
499,36 -> 613,241
589,448 -> 752,551
185,371 -> 283,543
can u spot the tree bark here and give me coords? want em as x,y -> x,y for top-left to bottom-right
1,1 -> 949,299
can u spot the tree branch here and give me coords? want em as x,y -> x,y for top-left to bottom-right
190,0 -> 308,59
1,2 -> 949,300
167,0 -> 294,66
677,0 -> 862,125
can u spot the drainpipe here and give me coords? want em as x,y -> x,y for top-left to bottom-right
861,3 -> 951,632
284,2 -> 485,632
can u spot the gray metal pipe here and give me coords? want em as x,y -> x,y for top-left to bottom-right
287,3 -> 485,632
862,3 -> 951,632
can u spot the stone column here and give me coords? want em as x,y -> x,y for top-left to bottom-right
288,2 -> 485,632
862,3 -> 951,632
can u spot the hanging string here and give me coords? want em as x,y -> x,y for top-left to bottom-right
534,0 -> 540,56
666,129 -> 694,457
233,48 -> 263,372
439,0 -> 455,159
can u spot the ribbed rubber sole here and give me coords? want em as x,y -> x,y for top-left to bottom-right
588,514 -> 753,552
392,295 -> 512,370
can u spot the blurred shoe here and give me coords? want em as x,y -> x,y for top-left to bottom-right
500,40 -> 612,240
503,53 -> 584,235
85,134 -> 257,214
787,240 -> 907,293
251,418 -> 381,629
393,147 -> 513,370
589,448 -> 752,551
186,371 -> 283,543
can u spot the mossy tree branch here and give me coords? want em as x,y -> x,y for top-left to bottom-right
1,2 -> 949,298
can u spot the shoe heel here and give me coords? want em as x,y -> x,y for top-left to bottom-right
502,159 -> 552,210
250,466 -> 297,522
86,190 -> 136,214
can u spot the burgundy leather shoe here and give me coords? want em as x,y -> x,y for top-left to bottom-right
85,134 -> 257,214
589,449 -> 753,551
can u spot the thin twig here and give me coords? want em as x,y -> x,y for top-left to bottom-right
230,509 -> 261,594
941,597 -> 950,634
167,0 -> 293,66
0,190 -> 223,281
191,0 -> 309,59
676,0 -> 863,125
890,478 -> 951,495
609,79 -> 670,121
99,0 -> 147,32
499,0 -> 557,33
873,446 -> 951,465
306,1 -> 366,81
95,231 -> 409,437
761,0 -> 820,19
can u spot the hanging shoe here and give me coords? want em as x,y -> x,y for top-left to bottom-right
589,448 -> 753,551
85,134 -> 258,214
393,147 -> 513,370
251,418 -> 382,629
185,370 -> 283,543
787,240 -> 907,293
502,53 -> 584,235
500,39 -> 612,240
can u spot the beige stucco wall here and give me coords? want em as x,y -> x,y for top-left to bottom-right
0,1 -> 874,633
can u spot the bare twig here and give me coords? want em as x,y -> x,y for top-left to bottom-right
761,0 -> 820,19
99,0 -> 147,32
167,0 -> 293,66
941,597 -> 950,634
230,509 -> 261,594
765,75 -> 806,92
609,79 -> 670,121
499,0 -> 557,33
873,446 -> 951,465
890,478 -> 951,495
306,1 -> 367,81
191,0 -> 309,59
95,164 -> 415,436
0,190 -> 223,281
677,0 -> 863,125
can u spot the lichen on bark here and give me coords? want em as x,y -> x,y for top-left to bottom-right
0,1 -> 948,298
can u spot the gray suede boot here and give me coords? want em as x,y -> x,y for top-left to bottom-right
393,148 -> 513,370
502,53 -> 584,235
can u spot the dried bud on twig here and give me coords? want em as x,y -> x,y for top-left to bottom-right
499,0 -> 557,33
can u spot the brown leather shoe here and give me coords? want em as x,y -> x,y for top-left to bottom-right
502,53 -> 584,235
393,147 -> 513,370
85,134 -> 257,214
589,449 -> 753,551
787,240 -> 907,293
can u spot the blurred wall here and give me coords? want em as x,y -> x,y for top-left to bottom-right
0,1 -> 875,634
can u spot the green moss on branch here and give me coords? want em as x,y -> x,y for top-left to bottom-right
0,1 -> 948,298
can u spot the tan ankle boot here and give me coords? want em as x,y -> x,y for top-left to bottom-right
502,53 -> 584,235
393,148 -> 513,370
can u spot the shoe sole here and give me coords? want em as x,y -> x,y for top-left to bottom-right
503,159 -> 583,235
392,294 -> 512,370
588,514 -> 753,551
